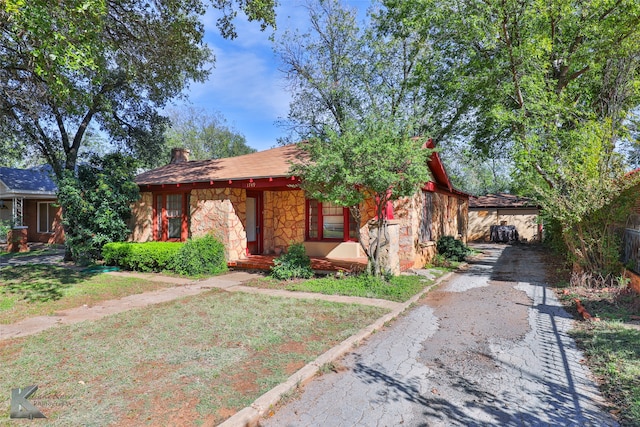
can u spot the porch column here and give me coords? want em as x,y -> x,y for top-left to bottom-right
12,197 -> 23,226
8,226 -> 28,252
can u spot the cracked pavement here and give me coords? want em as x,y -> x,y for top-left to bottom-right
261,244 -> 618,426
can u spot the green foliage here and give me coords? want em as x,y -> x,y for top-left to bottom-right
383,0 -> 640,276
278,1 -> 436,277
171,235 -> 227,276
276,0 -> 436,139
103,236 -> 227,276
159,106 -> 255,167
56,153 -> 140,264
292,117 -> 432,277
571,322 -> 640,427
101,242 -> 133,267
102,241 -> 183,272
442,145 -> 514,195
0,0 -> 276,177
270,242 -> 314,280
436,236 -> 470,263
0,219 -> 11,243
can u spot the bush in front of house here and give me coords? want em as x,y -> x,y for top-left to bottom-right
436,235 -> 470,262
57,153 -> 140,264
102,241 -> 182,272
270,242 -> 314,280
171,235 -> 227,276
101,242 -> 132,266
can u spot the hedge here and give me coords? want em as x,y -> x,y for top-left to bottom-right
102,242 -> 183,272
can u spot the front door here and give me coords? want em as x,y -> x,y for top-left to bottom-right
246,191 -> 263,255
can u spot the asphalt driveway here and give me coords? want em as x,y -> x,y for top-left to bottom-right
261,244 -> 618,426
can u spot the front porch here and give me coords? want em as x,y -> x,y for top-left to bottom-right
229,255 -> 368,274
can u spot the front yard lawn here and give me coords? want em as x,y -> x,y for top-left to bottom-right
0,291 -> 387,426
0,265 -> 184,324
243,269 -> 449,302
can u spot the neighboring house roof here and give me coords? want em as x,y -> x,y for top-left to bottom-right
135,143 -> 466,198
0,165 -> 57,197
470,193 -> 537,209
136,145 -> 302,186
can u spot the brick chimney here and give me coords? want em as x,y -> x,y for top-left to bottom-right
170,148 -> 190,164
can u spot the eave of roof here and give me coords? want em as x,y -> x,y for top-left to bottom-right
135,145 -> 303,186
136,141 -> 468,199
0,166 -> 57,194
469,193 -> 537,209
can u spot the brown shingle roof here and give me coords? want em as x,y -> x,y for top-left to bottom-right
470,193 -> 537,208
135,145 -> 304,185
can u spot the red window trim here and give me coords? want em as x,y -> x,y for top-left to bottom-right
305,199 -> 357,242
153,192 -> 189,242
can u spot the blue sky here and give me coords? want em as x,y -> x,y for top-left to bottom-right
173,1 -> 372,152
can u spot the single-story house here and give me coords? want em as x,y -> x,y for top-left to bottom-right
468,193 -> 541,243
131,144 -> 469,272
0,165 -> 64,246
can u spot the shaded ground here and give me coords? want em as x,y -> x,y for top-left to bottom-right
262,243 -> 617,426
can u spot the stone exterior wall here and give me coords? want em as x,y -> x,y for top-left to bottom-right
190,188 -> 246,261
263,189 -> 305,253
363,190 -> 469,270
129,192 -> 153,242
130,185 -> 468,270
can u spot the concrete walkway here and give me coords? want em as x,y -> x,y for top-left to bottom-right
0,270 -> 401,341
257,244 -> 618,427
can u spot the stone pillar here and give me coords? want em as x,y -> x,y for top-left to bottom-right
8,226 -> 29,253
368,220 -> 400,275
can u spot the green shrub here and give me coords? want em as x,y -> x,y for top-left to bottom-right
436,235 -> 470,262
270,242 -> 314,280
102,242 -> 132,266
102,242 -> 182,272
0,219 -> 11,243
171,235 -> 227,276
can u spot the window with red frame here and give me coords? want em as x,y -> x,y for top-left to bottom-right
306,200 -> 358,241
155,193 -> 186,241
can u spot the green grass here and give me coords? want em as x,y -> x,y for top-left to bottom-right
570,321 -> 640,426
0,291 -> 387,426
245,272 -> 443,302
0,265 -> 184,324
0,248 -> 60,258
554,282 -> 640,426
290,274 -> 434,301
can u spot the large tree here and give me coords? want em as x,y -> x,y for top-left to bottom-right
277,0 -> 435,139
292,117 -> 432,276
383,0 -> 640,274
161,106 -> 255,166
1,0 -> 275,260
0,0 -> 276,177
277,0 -> 434,275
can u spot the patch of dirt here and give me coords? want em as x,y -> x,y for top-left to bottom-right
421,279 -> 532,371
417,244 -> 550,379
